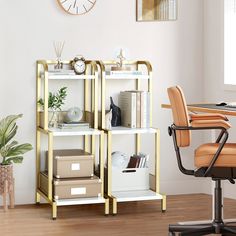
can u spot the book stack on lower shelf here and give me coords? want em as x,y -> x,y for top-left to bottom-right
39,149 -> 102,201
119,90 -> 150,128
126,153 -> 149,168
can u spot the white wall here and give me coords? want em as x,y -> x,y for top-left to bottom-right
203,0 -> 236,199
0,0 -> 206,204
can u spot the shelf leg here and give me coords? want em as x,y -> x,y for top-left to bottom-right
105,198 -> 109,215
52,202 -> 57,220
112,198 -> 117,215
161,195 -> 167,212
36,192 -> 41,204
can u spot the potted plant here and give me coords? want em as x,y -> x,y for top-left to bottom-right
0,114 -> 33,210
38,87 -> 67,127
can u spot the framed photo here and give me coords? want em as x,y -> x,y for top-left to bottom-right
136,0 -> 177,22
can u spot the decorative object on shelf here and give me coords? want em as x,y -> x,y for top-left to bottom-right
110,97 -> 121,127
136,0 -> 177,21
71,55 -> 86,75
0,114 -> 33,211
65,107 -> 83,123
53,41 -> 65,70
57,0 -> 97,15
38,87 -> 67,127
111,151 -> 129,169
105,109 -> 112,130
111,49 -> 131,71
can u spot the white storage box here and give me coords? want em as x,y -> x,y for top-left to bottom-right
112,168 -> 149,191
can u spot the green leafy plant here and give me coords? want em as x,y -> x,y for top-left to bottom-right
38,87 -> 67,127
38,87 -> 67,111
0,114 -> 33,165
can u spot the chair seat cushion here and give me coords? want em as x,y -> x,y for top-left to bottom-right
195,143 -> 236,167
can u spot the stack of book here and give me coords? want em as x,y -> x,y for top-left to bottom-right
57,122 -> 90,130
126,153 -> 149,168
119,90 -> 150,128
106,70 -> 144,76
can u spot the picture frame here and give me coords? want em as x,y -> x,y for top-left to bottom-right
136,0 -> 178,22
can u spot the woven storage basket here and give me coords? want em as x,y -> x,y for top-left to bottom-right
0,165 -> 13,194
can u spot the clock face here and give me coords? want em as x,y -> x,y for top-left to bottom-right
74,60 -> 86,74
58,0 -> 96,15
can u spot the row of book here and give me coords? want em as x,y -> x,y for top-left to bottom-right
119,90 -> 150,128
106,70 -> 144,76
126,153 -> 149,169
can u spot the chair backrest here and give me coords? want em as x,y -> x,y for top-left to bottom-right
167,86 -> 191,147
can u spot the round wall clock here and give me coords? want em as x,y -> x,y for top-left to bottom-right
57,0 -> 96,15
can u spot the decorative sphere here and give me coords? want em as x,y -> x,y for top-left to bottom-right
112,151 -> 129,169
65,107 -> 83,122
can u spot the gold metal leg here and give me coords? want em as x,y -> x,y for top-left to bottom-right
52,202 -> 57,220
105,198 -> 109,215
36,192 -> 41,204
48,132 -> 53,201
112,197 -> 117,215
161,195 -> 167,212
155,130 -> 160,193
107,132 -> 112,196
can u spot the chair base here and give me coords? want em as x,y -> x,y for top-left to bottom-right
169,221 -> 236,235
169,180 -> 236,235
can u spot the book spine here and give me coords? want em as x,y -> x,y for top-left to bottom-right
136,92 -> 141,128
131,93 -> 136,128
120,92 -> 133,128
141,92 -> 147,128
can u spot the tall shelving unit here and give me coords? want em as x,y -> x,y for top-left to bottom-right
36,60 -> 109,219
97,60 -> 166,215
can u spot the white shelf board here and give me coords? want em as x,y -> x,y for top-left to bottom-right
55,196 -> 105,206
48,128 -> 101,136
112,190 -> 163,202
41,74 -> 96,80
105,127 -> 157,134
105,75 -> 150,80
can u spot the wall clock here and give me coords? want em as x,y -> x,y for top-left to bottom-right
57,0 -> 96,15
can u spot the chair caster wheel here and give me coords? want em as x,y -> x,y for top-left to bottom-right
112,214 -> 117,216
162,210 -> 166,213
169,232 -> 175,236
104,214 -> 109,217
35,202 -> 40,205
52,217 -> 57,220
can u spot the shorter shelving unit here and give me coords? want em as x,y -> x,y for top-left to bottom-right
97,60 -> 166,215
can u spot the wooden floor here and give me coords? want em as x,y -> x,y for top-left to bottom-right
1,194 -> 236,236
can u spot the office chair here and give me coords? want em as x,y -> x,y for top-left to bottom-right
167,86 -> 236,236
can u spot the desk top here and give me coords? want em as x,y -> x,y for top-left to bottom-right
161,103 -> 236,116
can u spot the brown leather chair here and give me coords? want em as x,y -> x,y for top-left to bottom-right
168,86 -> 236,236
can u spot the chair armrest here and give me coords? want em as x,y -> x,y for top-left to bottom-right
189,113 -> 228,121
191,120 -> 231,130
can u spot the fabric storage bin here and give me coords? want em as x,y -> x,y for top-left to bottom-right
46,149 -> 94,178
111,168 -> 149,191
39,172 -> 102,200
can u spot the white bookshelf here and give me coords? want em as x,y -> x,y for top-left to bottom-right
104,127 -> 158,135
56,196 -> 106,206
47,128 -> 101,136
112,190 -> 163,202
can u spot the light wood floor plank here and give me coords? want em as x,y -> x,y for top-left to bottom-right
0,194 -> 236,235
